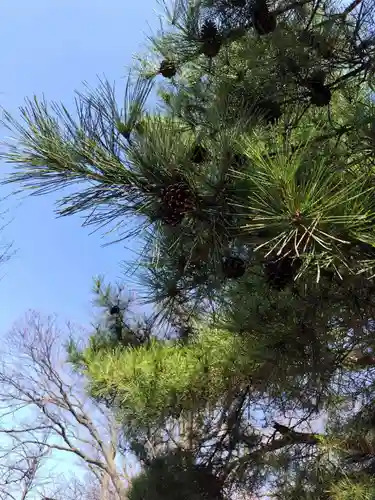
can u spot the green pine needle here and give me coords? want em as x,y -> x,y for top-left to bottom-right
0,73 -> 154,236
82,326 -> 258,429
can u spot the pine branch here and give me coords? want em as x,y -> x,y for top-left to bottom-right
0,73 -> 154,231
226,428 -> 321,476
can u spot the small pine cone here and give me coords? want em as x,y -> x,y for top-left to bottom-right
202,40 -> 222,58
256,99 -> 282,124
264,257 -> 301,291
222,256 -> 246,279
110,305 -> 120,315
159,60 -> 177,78
310,84 -> 331,107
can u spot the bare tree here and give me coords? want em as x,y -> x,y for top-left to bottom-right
0,430 -> 52,500
0,311 -> 132,500
41,471 -> 122,500
61,472 -> 123,500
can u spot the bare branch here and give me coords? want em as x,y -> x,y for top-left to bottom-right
0,311 -> 129,499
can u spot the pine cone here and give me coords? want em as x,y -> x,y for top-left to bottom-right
157,207 -> 185,226
256,99 -> 282,124
159,60 -> 177,78
264,256 -> 301,290
310,84 -> 331,107
110,305 -> 120,315
222,256 -> 246,279
159,182 -> 197,225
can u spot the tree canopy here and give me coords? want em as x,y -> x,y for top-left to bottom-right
2,0 -> 375,497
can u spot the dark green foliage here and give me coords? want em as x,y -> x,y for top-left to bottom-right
191,144 -> 208,164
255,98 -> 282,124
128,450 -> 223,500
264,256 -> 302,291
252,0 -> 277,35
79,278 -> 153,353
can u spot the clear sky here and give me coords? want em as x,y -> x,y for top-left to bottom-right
0,1 -> 159,495
0,0 -> 159,332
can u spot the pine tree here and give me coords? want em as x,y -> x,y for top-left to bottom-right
3,0 -> 375,497
68,277 -> 153,360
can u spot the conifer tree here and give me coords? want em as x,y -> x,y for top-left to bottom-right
2,0 -> 375,497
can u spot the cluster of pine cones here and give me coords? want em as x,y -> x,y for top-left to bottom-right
159,0 -> 333,111
154,0 -> 337,287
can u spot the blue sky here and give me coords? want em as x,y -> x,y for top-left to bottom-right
0,0 -> 160,332
0,1 -> 160,494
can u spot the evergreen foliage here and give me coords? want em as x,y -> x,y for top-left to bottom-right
128,449 -> 223,500
3,0 -> 375,497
